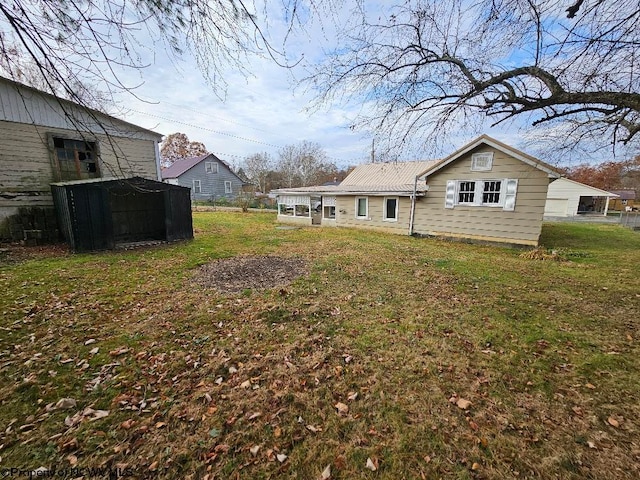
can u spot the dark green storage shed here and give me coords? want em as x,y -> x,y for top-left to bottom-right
51,177 -> 193,252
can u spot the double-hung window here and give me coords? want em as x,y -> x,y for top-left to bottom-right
356,197 -> 368,219
446,179 -> 518,211
224,181 -> 232,194
458,181 -> 476,204
383,197 -> 398,221
192,179 -> 202,194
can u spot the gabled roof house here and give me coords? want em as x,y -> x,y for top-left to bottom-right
161,153 -> 249,201
273,135 -> 562,246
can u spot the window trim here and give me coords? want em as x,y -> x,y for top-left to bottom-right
224,181 -> 232,194
205,161 -> 218,174
50,134 -> 100,181
355,197 -> 368,219
192,179 -> 202,194
445,178 -> 518,211
323,205 -> 336,219
383,196 -> 399,222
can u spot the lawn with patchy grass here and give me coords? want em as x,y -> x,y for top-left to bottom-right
1,213 -> 639,479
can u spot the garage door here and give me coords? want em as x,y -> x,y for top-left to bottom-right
545,198 -> 568,216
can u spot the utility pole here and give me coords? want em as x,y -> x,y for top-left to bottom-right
371,138 -> 375,163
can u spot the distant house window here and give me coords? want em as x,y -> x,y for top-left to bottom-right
446,179 -> 518,211
356,197 -> 368,219
192,179 -> 202,194
471,153 -> 493,171
224,181 -> 232,194
52,137 -> 99,181
384,197 -> 398,221
205,162 -> 218,173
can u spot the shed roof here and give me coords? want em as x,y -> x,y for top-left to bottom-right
51,176 -> 189,191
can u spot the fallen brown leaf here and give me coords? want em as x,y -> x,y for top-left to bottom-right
335,402 -> 349,415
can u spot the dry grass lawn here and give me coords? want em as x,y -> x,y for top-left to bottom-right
0,212 -> 638,479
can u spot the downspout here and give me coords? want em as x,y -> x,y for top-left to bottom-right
409,175 -> 418,235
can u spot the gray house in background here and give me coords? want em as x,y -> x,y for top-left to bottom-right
161,153 -> 249,202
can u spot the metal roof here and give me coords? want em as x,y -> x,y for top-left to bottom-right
161,155 -> 208,179
342,160 -> 439,186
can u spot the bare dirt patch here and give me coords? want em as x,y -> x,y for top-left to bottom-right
193,255 -> 308,293
0,242 -> 69,265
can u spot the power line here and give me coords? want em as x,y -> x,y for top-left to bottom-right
127,107 -> 366,166
126,108 -> 284,149
155,99 -> 272,134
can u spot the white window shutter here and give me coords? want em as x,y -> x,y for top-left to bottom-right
445,180 -> 456,209
503,179 -> 518,211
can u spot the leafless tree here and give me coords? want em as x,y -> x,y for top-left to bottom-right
0,0 -> 311,178
307,0 -> 640,158
276,141 -> 335,187
0,0 -> 291,105
243,152 -> 273,193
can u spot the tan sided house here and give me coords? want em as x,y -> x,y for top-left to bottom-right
0,76 -> 163,242
273,135 -> 562,246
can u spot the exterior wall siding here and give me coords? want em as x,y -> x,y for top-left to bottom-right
545,178 -> 614,217
0,120 -> 158,222
413,146 -> 550,245
336,196 -> 412,235
176,161 -> 245,201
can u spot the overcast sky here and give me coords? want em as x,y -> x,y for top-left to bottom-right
109,0 -> 631,170
107,1 -> 530,170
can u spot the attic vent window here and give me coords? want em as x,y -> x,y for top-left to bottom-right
52,137 -> 99,181
471,152 -> 493,171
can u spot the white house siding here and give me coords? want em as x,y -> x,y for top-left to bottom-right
336,196 -> 412,234
413,146 -> 550,246
544,178 -> 615,217
0,120 -> 158,213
